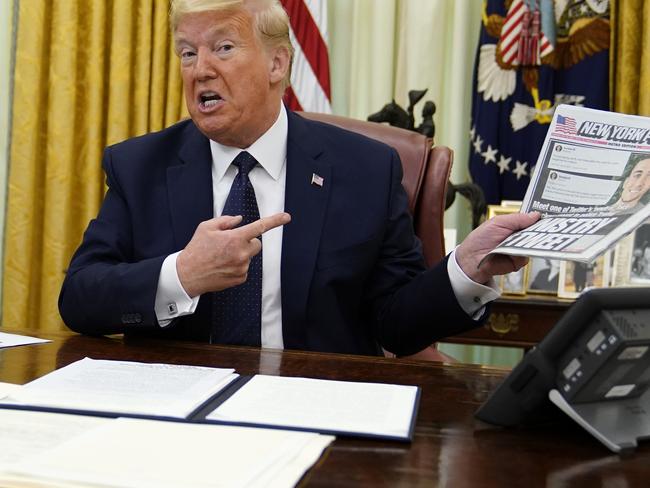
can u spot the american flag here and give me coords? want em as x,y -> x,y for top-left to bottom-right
498,0 -> 553,66
555,115 -> 577,135
281,0 -> 332,113
470,0 -> 609,205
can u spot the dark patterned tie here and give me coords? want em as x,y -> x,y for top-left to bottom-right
211,151 -> 262,346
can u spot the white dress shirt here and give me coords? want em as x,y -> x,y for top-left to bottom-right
154,104 -> 499,348
155,103 -> 288,349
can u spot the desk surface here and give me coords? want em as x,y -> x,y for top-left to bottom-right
1,328 -> 649,487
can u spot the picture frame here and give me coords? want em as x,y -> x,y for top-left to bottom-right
500,267 -> 528,296
487,203 -> 520,220
611,233 -> 634,287
499,200 -> 523,208
605,249 -> 616,287
526,257 -> 561,295
628,222 -> 650,284
487,203 -> 528,296
558,252 -> 610,299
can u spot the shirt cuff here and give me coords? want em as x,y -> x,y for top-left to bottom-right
154,251 -> 200,327
447,248 -> 500,320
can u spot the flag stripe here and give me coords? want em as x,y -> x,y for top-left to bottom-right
499,0 -> 525,64
303,0 -> 328,43
501,24 -> 522,48
502,1 -> 524,33
282,0 -> 331,98
283,86 -> 304,112
288,28 -> 332,113
501,34 -> 521,57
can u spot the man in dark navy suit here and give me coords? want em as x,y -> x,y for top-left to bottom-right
59,0 -> 538,356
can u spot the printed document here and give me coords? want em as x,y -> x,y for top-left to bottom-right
492,105 -> 650,262
0,382 -> 19,399
0,409 -> 108,469
207,374 -> 419,439
0,331 -> 50,349
0,357 -> 238,419
3,418 -> 334,488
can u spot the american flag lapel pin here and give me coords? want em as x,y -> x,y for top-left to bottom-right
311,173 -> 324,187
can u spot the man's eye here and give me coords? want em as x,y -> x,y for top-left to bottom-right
181,51 -> 195,59
218,44 -> 234,54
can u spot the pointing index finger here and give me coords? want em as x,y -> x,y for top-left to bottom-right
236,212 -> 291,240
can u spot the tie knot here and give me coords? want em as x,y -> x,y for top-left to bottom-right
232,151 -> 258,176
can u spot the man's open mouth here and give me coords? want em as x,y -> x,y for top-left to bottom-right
199,91 -> 222,108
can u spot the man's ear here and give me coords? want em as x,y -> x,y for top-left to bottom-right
268,46 -> 290,84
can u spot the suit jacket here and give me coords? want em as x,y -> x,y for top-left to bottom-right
59,111 -> 479,356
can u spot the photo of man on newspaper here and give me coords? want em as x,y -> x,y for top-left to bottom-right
490,105 -> 650,264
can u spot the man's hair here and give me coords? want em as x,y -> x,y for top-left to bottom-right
169,0 -> 294,89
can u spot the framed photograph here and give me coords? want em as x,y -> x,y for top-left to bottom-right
500,267 -> 528,296
611,233 -> 634,286
606,249 -> 616,287
558,252 -> 611,299
487,203 -> 521,220
628,222 -> 650,284
488,204 -> 528,295
526,257 -> 561,295
499,200 -> 523,208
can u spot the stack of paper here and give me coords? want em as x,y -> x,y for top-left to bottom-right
0,357 -> 422,485
0,358 -> 238,419
0,358 -> 420,441
0,410 -> 333,488
206,375 -> 419,440
0,332 -> 50,349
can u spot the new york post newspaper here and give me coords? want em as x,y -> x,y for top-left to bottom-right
492,105 -> 650,263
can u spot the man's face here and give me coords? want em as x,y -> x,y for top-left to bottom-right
621,158 -> 650,206
175,9 -> 282,147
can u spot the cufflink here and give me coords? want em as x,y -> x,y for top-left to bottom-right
167,303 -> 178,315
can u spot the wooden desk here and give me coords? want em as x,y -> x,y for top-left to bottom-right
1,328 -> 649,486
448,295 -> 573,349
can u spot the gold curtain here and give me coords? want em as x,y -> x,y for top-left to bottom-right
3,0 -> 185,332
611,0 -> 650,115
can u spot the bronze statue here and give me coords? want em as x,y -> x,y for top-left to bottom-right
367,100 -> 410,129
368,90 -> 486,228
417,101 -> 436,139
368,89 -> 433,136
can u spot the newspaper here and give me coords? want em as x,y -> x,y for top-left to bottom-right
492,105 -> 650,263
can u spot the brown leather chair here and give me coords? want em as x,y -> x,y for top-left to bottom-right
299,112 -> 456,362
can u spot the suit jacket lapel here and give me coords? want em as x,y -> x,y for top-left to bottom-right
167,122 -> 214,249
282,112 -> 332,348
165,115 -> 331,347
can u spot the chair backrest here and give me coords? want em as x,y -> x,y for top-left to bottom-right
298,112 -> 453,267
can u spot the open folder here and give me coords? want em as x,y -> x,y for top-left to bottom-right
0,358 -> 420,441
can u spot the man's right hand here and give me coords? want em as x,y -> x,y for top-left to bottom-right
176,212 -> 291,297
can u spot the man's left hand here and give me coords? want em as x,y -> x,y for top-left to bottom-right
456,212 -> 540,284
